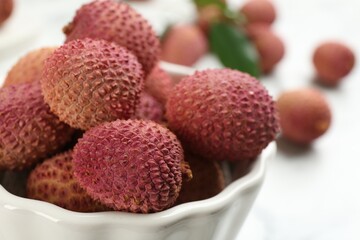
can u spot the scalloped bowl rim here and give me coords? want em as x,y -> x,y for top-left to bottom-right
0,142 -> 275,227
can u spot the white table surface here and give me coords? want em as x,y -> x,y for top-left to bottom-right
1,0 -> 360,239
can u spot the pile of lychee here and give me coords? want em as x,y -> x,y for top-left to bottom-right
161,0 -> 285,74
0,0 -> 279,213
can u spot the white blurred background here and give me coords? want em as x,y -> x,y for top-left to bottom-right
1,0 -> 360,239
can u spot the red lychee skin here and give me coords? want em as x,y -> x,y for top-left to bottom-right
63,0 -> 159,76
73,120 -> 192,213
145,66 -> 174,105
244,22 -> 270,40
161,24 -> 208,67
175,154 -> 225,205
3,47 -> 56,87
27,151 -> 109,212
0,82 -> 74,170
135,92 -> 164,123
277,88 -> 332,144
252,29 -> 285,73
166,69 -> 279,162
0,0 -> 13,26
41,38 -> 144,130
313,42 -> 355,86
240,0 -> 276,25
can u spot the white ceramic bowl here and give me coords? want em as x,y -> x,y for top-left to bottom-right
0,63 -> 276,240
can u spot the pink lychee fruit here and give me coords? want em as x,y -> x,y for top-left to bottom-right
313,41 -> 355,86
240,0 -> 276,25
73,119 -> 192,213
196,4 -> 223,35
166,69 -> 279,162
252,29 -> 285,73
63,0 -> 160,75
145,65 -> 174,105
0,82 -> 74,170
41,38 -> 144,130
0,0 -> 13,26
135,92 -> 164,123
276,88 -> 332,144
161,24 -> 208,67
27,151 -> 109,212
3,47 -> 56,87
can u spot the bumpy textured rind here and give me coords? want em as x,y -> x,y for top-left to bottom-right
3,47 -> 56,87
73,120 -> 191,213
0,0 -> 13,26
145,66 -> 174,105
63,0 -> 159,75
27,151 -> 109,212
41,38 -> 144,130
166,69 -> 279,162
313,42 -> 355,85
240,0 -> 276,25
176,154 -> 225,205
0,82 -> 74,170
135,92 -> 164,123
277,88 -> 332,144
161,24 -> 208,67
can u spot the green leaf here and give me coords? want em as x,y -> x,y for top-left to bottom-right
209,22 -> 261,77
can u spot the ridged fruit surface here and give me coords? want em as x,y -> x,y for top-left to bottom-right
41,38 -> 144,130
176,154 -> 225,205
0,0 -> 13,25
3,47 -> 56,87
63,0 -> 159,75
277,88 -> 332,144
135,92 -> 164,123
73,120 -> 192,213
240,0 -> 276,25
161,24 -> 208,67
313,42 -> 355,86
27,151 -> 109,212
0,82 -> 74,170
166,69 -> 279,162
145,66 -> 174,105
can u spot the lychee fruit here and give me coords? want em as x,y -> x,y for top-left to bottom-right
176,154 -> 225,205
135,92 -> 164,123
0,0 -> 13,26
313,42 -> 355,86
27,151 -> 109,212
3,47 -> 56,87
240,0 -> 276,25
73,119 -> 192,213
196,4 -> 223,35
161,24 -> 208,67
0,82 -> 74,170
276,88 -> 332,144
252,29 -> 285,73
145,66 -> 174,105
166,69 -> 279,162
63,0 -> 160,75
244,22 -> 270,40
41,38 -> 144,130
